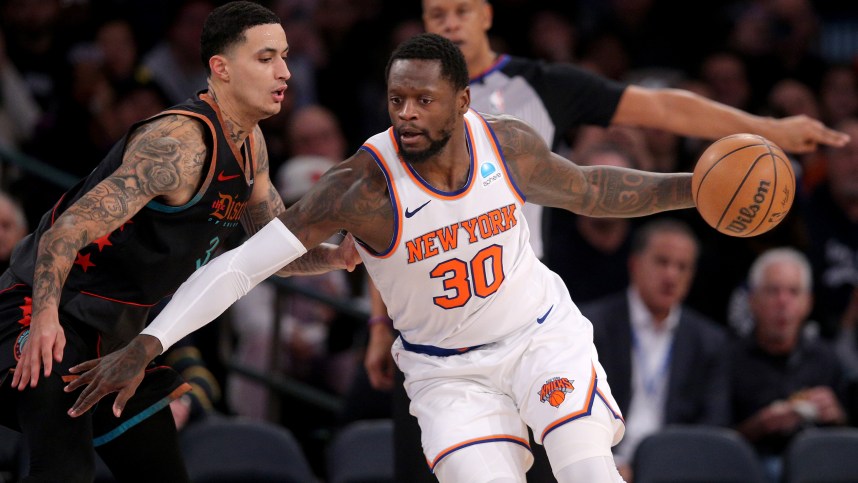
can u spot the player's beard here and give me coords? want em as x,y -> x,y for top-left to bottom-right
396,126 -> 454,164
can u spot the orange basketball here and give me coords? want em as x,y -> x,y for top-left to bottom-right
549,391 -> 565,407
691,133 -> 795,237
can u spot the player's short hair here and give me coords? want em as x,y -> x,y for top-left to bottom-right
385,33 -> 469,91
630,218 -> 699,258
200,1 -> 281,76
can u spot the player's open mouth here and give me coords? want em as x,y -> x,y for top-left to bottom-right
399,130 -> 424,145
272,86 -> 287,102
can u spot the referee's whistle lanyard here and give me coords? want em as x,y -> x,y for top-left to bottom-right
630,326 -> 674,398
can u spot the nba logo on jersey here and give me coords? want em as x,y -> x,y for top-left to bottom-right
480,162 -> 502,188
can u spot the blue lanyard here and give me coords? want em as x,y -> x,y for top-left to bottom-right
630,326 -> 674,398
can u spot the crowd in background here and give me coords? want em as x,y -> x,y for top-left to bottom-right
2,0 -> 858,480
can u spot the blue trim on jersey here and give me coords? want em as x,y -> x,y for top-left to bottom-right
471,54 -> 511,84
400,334 -> 485,357
402,123 -> 475,197
480,113 -> 527,203
92,395 -> 174,447
145,192 -> 206,213
357,145 -> 399,257
430,436 -> 531,473
541,378 -> 599,440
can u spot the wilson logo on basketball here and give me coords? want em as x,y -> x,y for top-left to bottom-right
726,180 -> 771,234
539,377 -> 575,408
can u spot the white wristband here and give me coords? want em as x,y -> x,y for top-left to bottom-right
142,218 -> 307,352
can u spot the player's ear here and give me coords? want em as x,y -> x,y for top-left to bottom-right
210,55 -> 229,81
458,86 -> 471,114
482,0 -> 493,30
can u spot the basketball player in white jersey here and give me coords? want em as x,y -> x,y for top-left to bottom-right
65,34 -> 702,482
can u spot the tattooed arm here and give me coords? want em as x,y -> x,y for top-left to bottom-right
238,129 -> 360,276
12,115 -> 209,390
66,149 -> 389,417
489,114 -> 695,217
240,126 -> 286,235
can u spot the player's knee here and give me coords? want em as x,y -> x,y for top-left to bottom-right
554,455 -> 625,483
433,442 -> 532,483
542,403 -> 616,473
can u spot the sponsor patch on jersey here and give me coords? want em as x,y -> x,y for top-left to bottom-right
13,329 -> 29,361
480,162 -> 502,188
539,376 -> 575,408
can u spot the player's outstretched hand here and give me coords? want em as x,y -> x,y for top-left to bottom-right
12,311 -> 66,390
769,115 -> 850,154
65,335 -> 162,418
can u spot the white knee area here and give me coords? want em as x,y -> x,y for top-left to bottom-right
555,456 -> 626,483
543,402 -> 616,473
433,442 -> 532,483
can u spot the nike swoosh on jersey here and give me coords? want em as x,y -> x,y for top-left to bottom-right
217,171 -> 241,181
537,305 -> 554,324
405,200 -> 431,218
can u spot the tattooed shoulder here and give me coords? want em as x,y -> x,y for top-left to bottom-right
252,125 -> 270,174
484,113 -> 552,184
120,114 -> 209,197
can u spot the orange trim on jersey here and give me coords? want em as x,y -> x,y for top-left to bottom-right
389,125 -> 476,201
427,433 -> 531,471
160,109 -> 219,197
50,193 -> 68,225
0,283 -> 26,295
361,140 -> 402,259
78,291 -> 161,307
473,111 -> 525,206
541,364 -> 598,440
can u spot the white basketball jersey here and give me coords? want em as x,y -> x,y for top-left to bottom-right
358,110 -> 572,348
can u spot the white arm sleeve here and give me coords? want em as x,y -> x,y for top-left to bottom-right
141,218 -> 307,352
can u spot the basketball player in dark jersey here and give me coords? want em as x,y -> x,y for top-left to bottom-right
0,3 -> 358,481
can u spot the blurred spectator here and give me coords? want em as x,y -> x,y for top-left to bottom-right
820,64 -> 858,128
227,108 -> 355,421
698,51 -> 755,112
0,0 -> 67,113
0,28 -> 41,151
0,191 -> 25,272
804,118 -> 858,337
765,78 -> 820,191
226,156 -> 350,418
548,140 -> 638,304
527,10 -> 576,64
731,247 -> 848,483
288,104 -> 348,163
140,0 -> 212,104
582,218 -> 731,482
265,103 -> 349,182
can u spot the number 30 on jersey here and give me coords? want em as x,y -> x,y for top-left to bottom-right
430,245 -> 504,309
